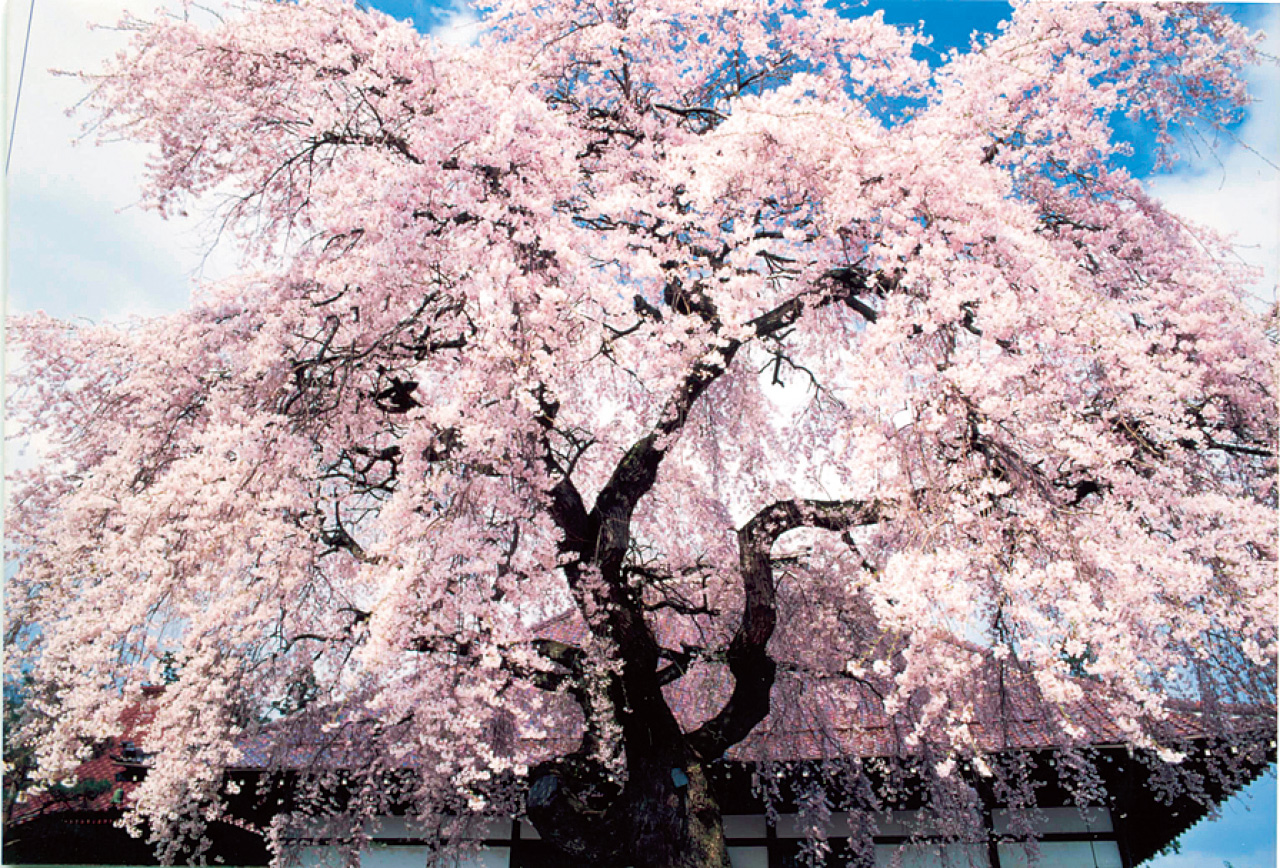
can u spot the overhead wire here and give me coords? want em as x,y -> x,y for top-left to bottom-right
6,0 -> 38,175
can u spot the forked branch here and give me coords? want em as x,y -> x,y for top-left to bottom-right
687,498 -> 884,760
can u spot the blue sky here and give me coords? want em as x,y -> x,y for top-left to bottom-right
1150,772 -> 1276,868
3,0 -> 1277,864
4,0 -> 1276,318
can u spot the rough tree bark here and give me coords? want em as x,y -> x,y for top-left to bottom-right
525,279 -> 885,867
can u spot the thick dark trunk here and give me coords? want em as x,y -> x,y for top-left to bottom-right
626,760 -> 731,868
527,755 -> 731,868
536,367 -> 879,866
528,654 -> 731,868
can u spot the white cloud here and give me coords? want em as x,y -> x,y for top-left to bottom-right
420,0 -> 483,46
5,0 -> 236,322
3,0 -> 242,488
2,0 -> 491,326
1146,5 -> 1280,311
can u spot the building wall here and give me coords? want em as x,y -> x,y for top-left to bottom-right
292,807 -> 1126,868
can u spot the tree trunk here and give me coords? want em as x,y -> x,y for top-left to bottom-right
625,760 -> 731,868
527,752 -> 732,868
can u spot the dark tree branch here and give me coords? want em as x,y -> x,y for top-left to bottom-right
529,263 -> 893,775
687,498 -> 883,760
526,755 -> 628,867
652,103 -> 728,123
655,644 -> 709,686
316,129 -> 422,165
574,265 -> 889,661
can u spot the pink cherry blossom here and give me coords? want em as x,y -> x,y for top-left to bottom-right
6,2 -> 1274,866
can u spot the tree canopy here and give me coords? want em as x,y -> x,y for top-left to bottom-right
6,1 -> 1276,866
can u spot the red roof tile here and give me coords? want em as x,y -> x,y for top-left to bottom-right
527,611 -> 1268,761
7,686 -> 162,824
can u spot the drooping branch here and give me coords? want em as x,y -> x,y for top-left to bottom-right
523,637 -> 629,865
589,266 -> 884,552
687,498 -> 884,760
574,268 -> 887,660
